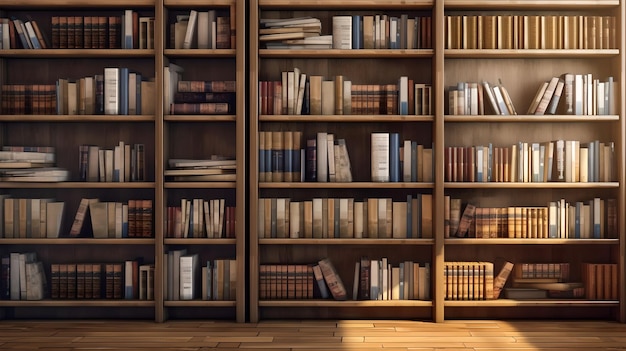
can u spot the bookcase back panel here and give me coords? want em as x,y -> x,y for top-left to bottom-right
260,58 -> 433,85
5,59 -> 156,86
165,123 -> 236,160
445,306 -> 616,320
444,123 -> 619,147
259,306 -> 433,320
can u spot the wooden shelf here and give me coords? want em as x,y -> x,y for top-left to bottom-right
259,182 -> 435,189
259,238 -> 434,245
0,300 -> 156,307
0,238 -> 154,245
445,238 -> 620,245
259,300 -> 433,307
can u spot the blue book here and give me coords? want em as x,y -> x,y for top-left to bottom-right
352,15 -> 362,49
574,201 -> 582,238
258,148 -> 265,179
389,132 -> 400,182
284,146 -> 293,179
119,67 -> 129,115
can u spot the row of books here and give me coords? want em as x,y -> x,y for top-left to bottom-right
446,197 -> 618,240
444,140 -> 616,183
163,63 -> 236,115
165,198 -> 236,239
504,262 -> 617,300
260,15 -> 432,50
371,132 -> 434,183
529,74 -> 617,116
444,261 -> 496,300
448,80 -> 516,115
354,257 -> 431,301
259,131 -> 353,183
52,11 -> 144,49
69,198 -> 153,238
332,15 -> 432,50
165,157 -> 236,182
258,195 -> 433,239
1,197 -> 65,239
1,84 -> 57,115
49,261 -> 152,300
260,70 -> 432,116
170,9 -> 233,50
59,73 -> 154,116
164,249 -> 236,301
0,252 -> 45,300
445,15 -> 616,50
79,143 -> 146,183
0,17 -> 48,49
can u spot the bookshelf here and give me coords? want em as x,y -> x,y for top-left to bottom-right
250,0 -> 625,323
249,0 -> 438,321
0,0 -> 246,322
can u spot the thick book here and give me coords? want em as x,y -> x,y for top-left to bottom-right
371,132 -> 390,182
493,261 -> 514,299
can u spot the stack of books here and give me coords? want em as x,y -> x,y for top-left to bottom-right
165,157 -> 236,181
260,16 -> 331,49
0,147 -> 68,182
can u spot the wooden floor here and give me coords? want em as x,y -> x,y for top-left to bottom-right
0,320 -> 626,350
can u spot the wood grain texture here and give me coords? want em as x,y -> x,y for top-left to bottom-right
0,320 -> 626,350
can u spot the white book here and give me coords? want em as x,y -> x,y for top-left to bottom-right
46,202 -> 64,238
371,132 -> 390,182
332,16 -> 352,49
183,10 -> 198,49
179,253 -> 199,300
123,10 -> 134,49
104,67 -> 119,115
398,76 -> 409,115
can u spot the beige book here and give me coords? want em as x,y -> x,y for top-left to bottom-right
308,75 -> 323,115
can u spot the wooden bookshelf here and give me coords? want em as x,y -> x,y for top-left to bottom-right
0,0 -> 246,322
249,0 -> 625,324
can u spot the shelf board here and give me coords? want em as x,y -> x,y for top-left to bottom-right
259,299 -> 432,307
0,238 -> 155,245
0,300 -> 155,307
260,49 -> 434,58
164,115 -> 236,122
0,182 -> 156,189
164,238 -> 236,245
260,182 -> 434,189
445,0 -> 619,9
2,0 -> 155,9
444,182 -> 619,189
260,115 -> 434,122
164,0 -> 235,6
259,238 -> 434,245
259,0 -> 434,9
164,182 -> 236,189
445,299 -> 619,307
164,300 -> 236,307
0,115 -> 155,122
445,115 -> 620,122
445,238 -> 619,245
445,49 -> 620,58
0,49 -> 155,58
164,49 -> 236,58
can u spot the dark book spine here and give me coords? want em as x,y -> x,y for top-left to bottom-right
173,92 -> 236,104
169,102 -> 230,115
94,74 -> 104,114
0,256 -> 10,300
305,138 -> 317,181
177,80 -> 237,93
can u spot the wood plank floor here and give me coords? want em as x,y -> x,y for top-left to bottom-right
0,320 -> 626,350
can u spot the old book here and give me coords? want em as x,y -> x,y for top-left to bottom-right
493,261 -> 514,299
69,198 -> 98,237
318,258 -> 347,300
371,132 -> 390,182
456,203 -> 476,238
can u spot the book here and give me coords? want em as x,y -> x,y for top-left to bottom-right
68,198 -> 98,237
493,261 -> 514,299
317,258 -> 347,300
371,132 -> 390,182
